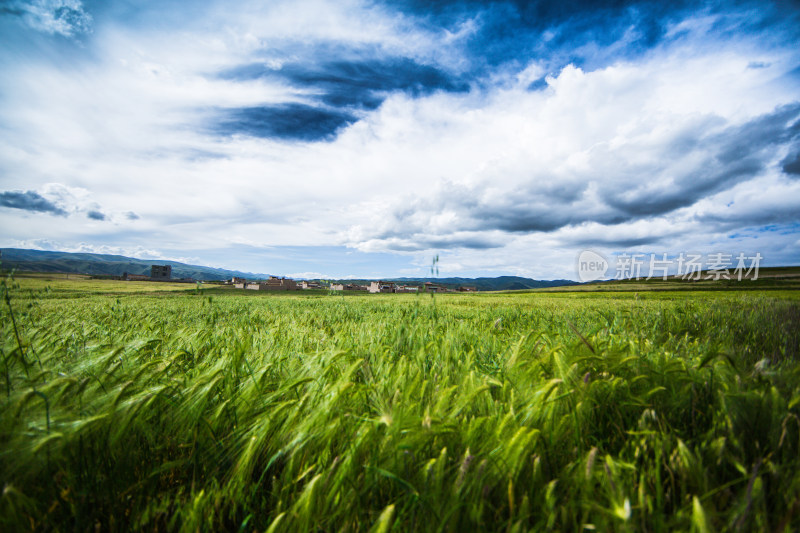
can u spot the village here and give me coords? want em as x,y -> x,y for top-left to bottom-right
123,265 -> 478,293
230,276 -> 477,293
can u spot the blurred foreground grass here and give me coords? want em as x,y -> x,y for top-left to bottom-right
1,276 -> 799,531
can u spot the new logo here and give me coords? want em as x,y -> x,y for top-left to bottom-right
577,250 -> 609,282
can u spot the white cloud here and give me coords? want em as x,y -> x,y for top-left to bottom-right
0,2 -> 798,277
339,51 -> 799,251
8,0 -> 92,37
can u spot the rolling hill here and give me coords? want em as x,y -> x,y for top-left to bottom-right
0,248 -> 578,289
0,248 -> 265,281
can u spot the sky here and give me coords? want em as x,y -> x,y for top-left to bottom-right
0,0 -> 799,280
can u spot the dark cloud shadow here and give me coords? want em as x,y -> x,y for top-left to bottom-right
220,57 -> 468,112
381,234 -> 504,251
568,234 -> 665,247
0,190 -> 67,216
603,103 -> 800,218
782,149 -> 800,175
213,104 -> 357,141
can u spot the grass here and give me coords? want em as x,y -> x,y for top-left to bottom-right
7,272 -> 202,295
533,266 -> 800,292
1,275 -> 800,531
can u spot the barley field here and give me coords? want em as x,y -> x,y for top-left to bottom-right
2,275 -> 799,531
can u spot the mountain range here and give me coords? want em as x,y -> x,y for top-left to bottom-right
0,248 -> 578,291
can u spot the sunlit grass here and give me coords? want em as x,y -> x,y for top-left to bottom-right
1,275 -> 799,531
11,274 -> 201,294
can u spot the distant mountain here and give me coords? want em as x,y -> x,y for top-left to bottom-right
0,248 -> 267,281
0,248 -> 579,290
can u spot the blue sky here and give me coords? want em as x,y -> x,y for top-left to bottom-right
0,0 -> 799,279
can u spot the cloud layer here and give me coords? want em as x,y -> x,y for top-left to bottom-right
0,0 -> 799,278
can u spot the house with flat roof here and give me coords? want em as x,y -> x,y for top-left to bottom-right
368,281 -> 396,293
422,282 -> 444,293
263,276 -> 298,291
150,265 -> 171,280
395,285 -> 419,293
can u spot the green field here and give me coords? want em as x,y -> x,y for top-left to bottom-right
2,275 -> 800,531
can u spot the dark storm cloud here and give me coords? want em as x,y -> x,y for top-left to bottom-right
86,210 -> 106,220
213,104 -> 357,141
469,200 -> 573,233
603,103 -> 800,218
214,55 -> 467,140
387,1 -> 800,75
421,236 -> 501,249
387,0 -> 691,71
462,180 -> 599,233
0,190 -> 67,215
220,57 -> 468,111
568,234 -> 665,248
782,149 -> 800,175
602,157 -> 763,218
359,103 -> 800,249
370,182 -> 584,240
697,206 -> 800,231
379,234 -> 503,252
